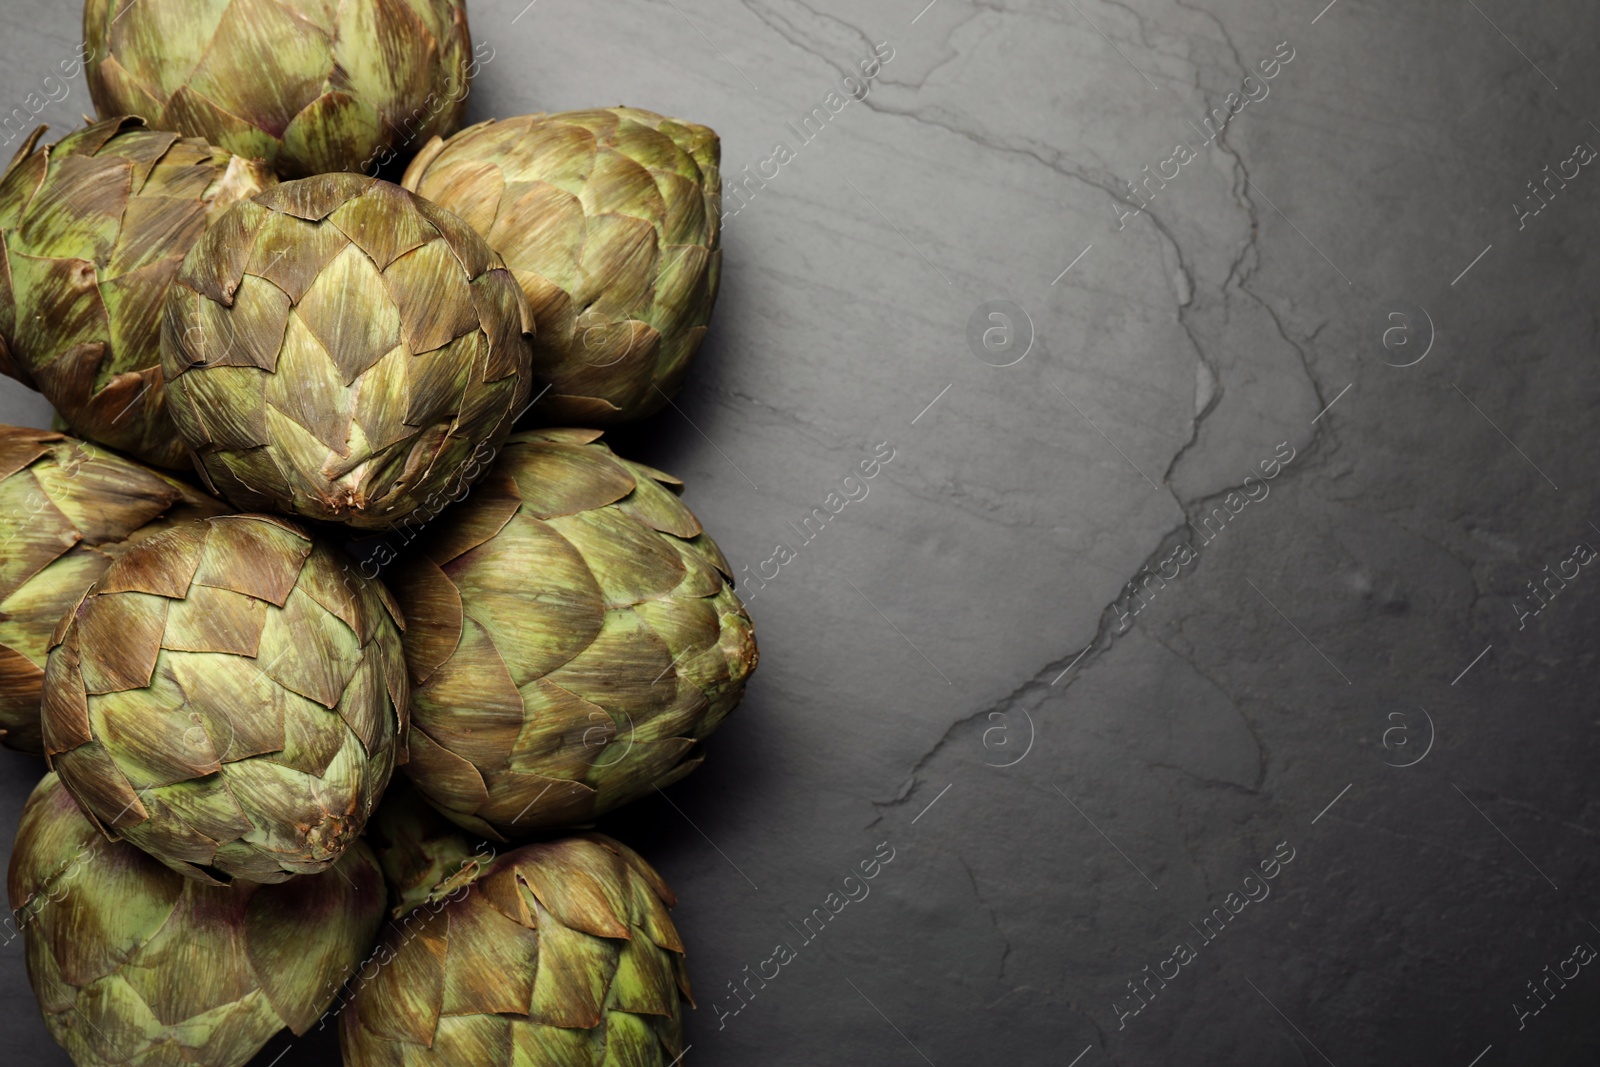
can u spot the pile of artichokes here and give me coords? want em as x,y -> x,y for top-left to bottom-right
0,3 -> 752,1065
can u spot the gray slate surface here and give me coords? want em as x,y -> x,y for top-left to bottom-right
3,0 -> 1599,1064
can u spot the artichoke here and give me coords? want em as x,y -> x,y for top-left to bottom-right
9,772 -> 386,1067
160,173 -> 535,530
0,426 -> 226,753
42,513 -> 409,884
0,116 -> 276,468
361,776 -> 488,918
340,826 -> 691,1066
84,0 -> 475,179
389,428 -> 756,840
401,108 -> 722,425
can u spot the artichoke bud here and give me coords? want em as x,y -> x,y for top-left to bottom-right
0,426 -> 227,753
84,0 -> 474,179
401,108 -> 722,425
160,173 -> 536,530
363,777 -> 491,919
340,834 -> 692,1066
390,429 -> 758,840
42,513 -> 410,885
7,773 -> 387,1067
0,116 -> 276,468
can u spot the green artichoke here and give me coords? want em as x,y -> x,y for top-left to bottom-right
0,116 -> 276,468
0,426 -> 226,753
361,776 -> 487,918
388,428 -> 757,840
340,828 -> 691,1065
42,513 -> 409,885
401,108 -> 722,425
84,0 -> 475,179
160,173 -> 535,530
9,772 -> 386,1067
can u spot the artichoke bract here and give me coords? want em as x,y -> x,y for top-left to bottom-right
0,116 -> 276,468
340,831 -> 690,1066
0,426 -> 226,753
84,0 -> 474,179
160,173 -> 535,531
42,513 -> 409,885
391,429 -> 756,840
401,108 -> 722,425
9,773 -> 386,1067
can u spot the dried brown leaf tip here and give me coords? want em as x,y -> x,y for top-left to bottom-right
0,425 -> 226,753
41,513 -> 409,885
393,430 -> 757,839
402,108 -> 722,425
340,833 -> 691,1066
0,116 -> 276,468
160,174 -> 535,531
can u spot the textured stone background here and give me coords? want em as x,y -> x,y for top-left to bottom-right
3,0 -> 1600,1064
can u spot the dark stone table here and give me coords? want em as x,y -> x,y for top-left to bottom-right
2,0 -> 1597,1063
